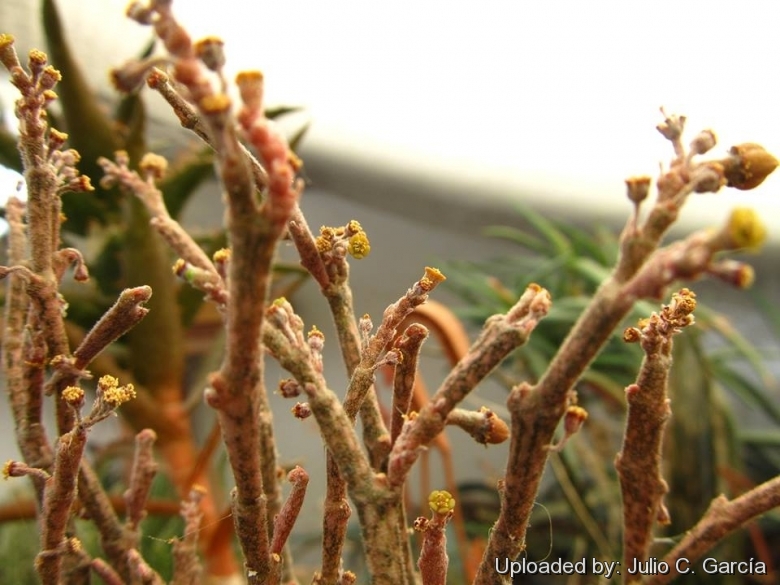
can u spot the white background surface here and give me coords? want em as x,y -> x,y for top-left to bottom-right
3,0 -> 780,235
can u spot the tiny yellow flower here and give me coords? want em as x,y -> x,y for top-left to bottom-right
419,267 -> 446,291
727,207 -> 767,251
62,385 -> 85,406
213,248 -> 231,263
139,153 -> 168,180
348,231 -> 371,259
428,490 -> 455,515
103,383 -> 136,408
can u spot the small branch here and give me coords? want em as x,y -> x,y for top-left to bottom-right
45,286 -> 152,396
445,407 -> 510,446
90,559 -> 125,585
146,67 -> 270,190
646,475 -> 780,585
2,197 -> 53,499
270,466 -> 309,555
475,115 -> 767,583
127,548 -> 166,585
390,323 -> 429,445
172,487 -> 206,585
124,429 -> 159,532
616,289 -> 697,581
388,283 -> 551,487
288,206 -> 330,289
37,424 -> 88,584
262,305 -> 374,496
416,491 -> 456,585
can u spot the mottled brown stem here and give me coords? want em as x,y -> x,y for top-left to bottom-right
124,429 -> 159,532
616,350 -> 674,581
417,502 -> 454,585
388,284 -> 550,487
391,323 -> 429,445
475,280 -> 631,585
289,206 -> 330,289
98,154 -> 221,279
614,289 -> 698,582
271,467 -> 309,555
90,559 -> 124,585
78,451 -> 145,583
36,424 -> 88,584
2,197 -> 53,499
2,40 -> 74,435
127,548 -> 165,585
186,65 -> 280,585
147,67 -> 269,190
646,476 -> 780,585
475,149 -> 720,582
172,488 -> 206,585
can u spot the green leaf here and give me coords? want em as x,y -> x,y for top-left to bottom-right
265,105 -> 305,120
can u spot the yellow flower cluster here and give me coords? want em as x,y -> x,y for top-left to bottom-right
428,490 -> 456,515
98,375 -> 136,407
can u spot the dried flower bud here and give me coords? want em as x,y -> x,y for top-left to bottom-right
625,176 -> 651,205
623,327 -> 641,343
291,402 -> 312,419
563,405 -> 588,436
346,219 -> 363,235
3,460 -> 20,479
307,326 -> 324,352
669,288 -> 696,317
41,90 -> 58,105
125,1 -> 155,24
28,49 -> 48,75
478,407 -> 510,444
656,110 -> 686,141
200,93 -> 232,127
0,34 -> 19,71
707,260 -> 755,289
194,36 -> 225,72
413,517 -> 429,532
278,378 -> 301,398
689,129 -> 717,156
236,70 -> 264,111
98,375 -> 136,407
38,65 -> 61,90
213,248 -> 230,263
723,143 -> 778,190
139,152 -> 168,181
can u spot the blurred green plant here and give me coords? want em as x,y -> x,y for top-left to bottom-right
442,204 -> 780,582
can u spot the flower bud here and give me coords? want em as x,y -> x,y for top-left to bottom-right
689,129 -> 717,156
291,402 -> 312,420
625,176 -> 652,204
722,143 -> 778,190
194,36 -> 225,72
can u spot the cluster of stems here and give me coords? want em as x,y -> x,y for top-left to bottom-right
2,3 -> 780,585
